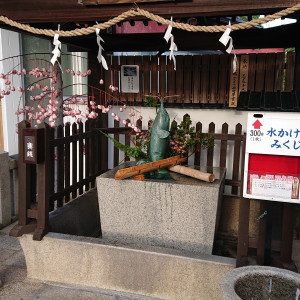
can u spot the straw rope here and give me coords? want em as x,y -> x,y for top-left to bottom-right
0,3 -> 299,37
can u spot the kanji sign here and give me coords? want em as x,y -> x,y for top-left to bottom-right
22,128 -> 44,164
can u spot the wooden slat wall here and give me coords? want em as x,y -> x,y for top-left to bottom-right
103,52 -> 295,106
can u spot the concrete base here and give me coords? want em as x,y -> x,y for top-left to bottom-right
97,163 -> 226,254
19,232 -> 235,300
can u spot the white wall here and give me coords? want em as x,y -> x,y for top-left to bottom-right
0,29 -> 24,155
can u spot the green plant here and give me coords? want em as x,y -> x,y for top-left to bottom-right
169,117 -> 213,156
97,129 -> 149,160
97,116 -> 213,161
144,96 -> 161,109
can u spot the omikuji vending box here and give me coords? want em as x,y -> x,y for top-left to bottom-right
243,112 -> 300,204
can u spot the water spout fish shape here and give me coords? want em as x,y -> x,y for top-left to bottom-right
149,100 -> 170,162
136,100 -> 171,178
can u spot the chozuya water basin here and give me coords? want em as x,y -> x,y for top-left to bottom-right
222,266 -> 300,300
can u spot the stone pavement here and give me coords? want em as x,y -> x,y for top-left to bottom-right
0,223 -> 160,300
1,221 -> 300,300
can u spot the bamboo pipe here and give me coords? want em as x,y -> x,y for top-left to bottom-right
168,165 -> 215,183
114,155 -> 187,180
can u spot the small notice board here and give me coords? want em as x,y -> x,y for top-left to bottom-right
243,112 -> 300,204
121,65 -> 139,93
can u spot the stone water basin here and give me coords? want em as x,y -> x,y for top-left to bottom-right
222,266 -> 300,300
97,163 -> 226,254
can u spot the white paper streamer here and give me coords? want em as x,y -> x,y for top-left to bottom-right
96,28 -> 108,70
164,17 -> 178,70
50,30 -> 62,72
219,22 -> 237,73
296,288 -> 300,300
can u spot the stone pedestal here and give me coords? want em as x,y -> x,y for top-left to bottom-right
97,163 -> 226,254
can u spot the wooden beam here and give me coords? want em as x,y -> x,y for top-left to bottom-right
83,0 -> 173,4
0,0 -> 298,23
65,23 -> 297,52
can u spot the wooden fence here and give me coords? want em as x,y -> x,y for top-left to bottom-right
104,53 -> 296,106
9,113 -> 295,269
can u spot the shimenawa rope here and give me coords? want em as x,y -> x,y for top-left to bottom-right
0,3 -> 299,37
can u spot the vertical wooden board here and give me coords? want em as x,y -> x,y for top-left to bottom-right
218,54 -> 229,104
93,117 -> 99,174
72,122 -> 78,198
238,55 -> 249,93
119,56 -> 127,102
207,122 -> 215,167
125,120 -> 131,162
35,123 -> 50,241
255,54 -> 266,92
89,119 -> 96,188
143,56 -> 151,98
236,196 -> 250,267
84,120 -> 90,191
135,56 -> 143,102
285,52 -> 295,92
274,52 -> 285,91
295,47 -> 300,92
183,56 -> 192,103
49,127 -> 55,211
192,55 -> 201,103
78,122 -> 84,195
100,113 -> 108,172
264,53 -> 276,92
247,54 -> 257,91
126,56 -> 135,103
232,123 -> 242,195
280,203 -> 294,263
96,115 -> 101,173
159,56 -> 167,100
175,56 -> 184,103
194,122 -> 202,166
228,56 -> 240,107
64,123 -> 70,203
200,55 -> 209,104
114,119 -> 120,167
219,123 -> 228,168
236,132 -> 249,267
167,56 -> 176,102
56,125 -> 64,207
151,55 -> 158,97
256,200 -> 268,265
209,55 -> 219,104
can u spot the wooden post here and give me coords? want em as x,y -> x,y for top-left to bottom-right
257,200 -> 268,265
280,203 -> 294,264
9,121 -> 37,237
236,133 -> 250,267
32,123 -> 50,240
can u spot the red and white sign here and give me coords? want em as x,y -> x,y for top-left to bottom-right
246,112 -> 300,157
244,112 -> 300,204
